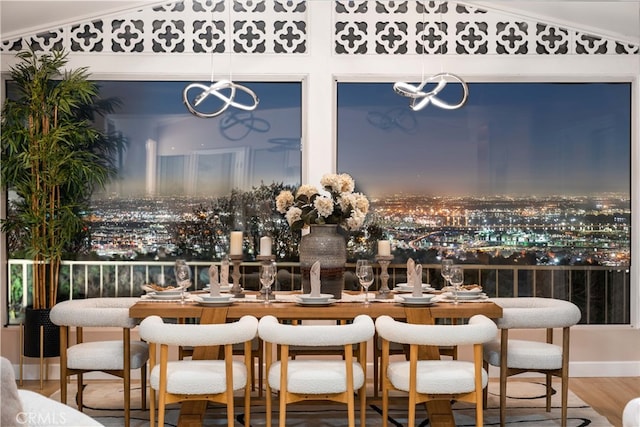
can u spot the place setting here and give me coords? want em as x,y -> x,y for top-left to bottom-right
193,264 -> 235,307
295,261 -> 338,306
396,260 -> 437,307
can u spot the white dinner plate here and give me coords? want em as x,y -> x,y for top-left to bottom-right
198,295 -> 233,302
394,284 -> 434,293
298,293 -> 334,302
457,288 -> 484,295
442,292 -> 487,301
400,295 -> 435,303
295,298 -> 337,306
149,292 -> 188,300
196,300 -> 235,307
141,284 -> 184,295
400,299 -> 436,307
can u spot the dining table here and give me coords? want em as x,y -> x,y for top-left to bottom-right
129,291 -> 503,427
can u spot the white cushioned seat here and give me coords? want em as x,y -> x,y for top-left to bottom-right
50,297 -> 148,427
267,360 -> 365,394
482,297 -> 581,427
258,314 -> 375,427
139,315 -> 258,427
149,359 -> 247,394
387,360 -> 488,394
67,340 -> 148,370
484,339 -> 562,370
375,314 -> 497,427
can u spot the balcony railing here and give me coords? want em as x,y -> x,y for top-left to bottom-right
5,259 -> 630,325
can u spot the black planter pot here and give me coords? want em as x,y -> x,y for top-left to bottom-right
23,307 -> 60,358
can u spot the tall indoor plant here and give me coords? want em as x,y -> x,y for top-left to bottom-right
1,48 -> 122,355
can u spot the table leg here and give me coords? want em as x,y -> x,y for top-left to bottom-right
177,308 -> 229,427
405,309 -> 456,427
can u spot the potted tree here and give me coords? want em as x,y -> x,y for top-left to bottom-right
1,48 -> 123,357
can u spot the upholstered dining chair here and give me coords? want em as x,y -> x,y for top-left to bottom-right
139,314 -> 258,427
375,314 -> 498,427
623,397 -> 640,427
482,297 -> 582,427
178,333 -> 264,397
50,297 -> 148,427
258,314 -> 375,427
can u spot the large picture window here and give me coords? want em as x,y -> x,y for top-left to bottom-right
337,81 -> 631,324
338,81 -> 630,265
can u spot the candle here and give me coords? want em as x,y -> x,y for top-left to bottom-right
378,240 -> 391,256
230,231 -> 243,256
260,236 -> 272,256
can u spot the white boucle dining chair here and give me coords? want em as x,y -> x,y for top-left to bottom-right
139,314 -> 258,427
375,314 -> 498,427
258,314 -> 375,427
482,297 -> 582,427
50,297 -> 148,427
623,397 -> 640,427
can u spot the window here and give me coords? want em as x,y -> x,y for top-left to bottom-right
337,81 -> 631,324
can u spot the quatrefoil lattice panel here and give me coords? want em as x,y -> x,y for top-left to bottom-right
1,0 -> 308,54
1,0 -> 637,56
333,0 -> 639,55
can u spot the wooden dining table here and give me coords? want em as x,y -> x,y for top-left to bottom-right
129,292 -> 502,427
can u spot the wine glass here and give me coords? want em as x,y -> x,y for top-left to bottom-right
358,264 -> 375,305
441,259 -> 453,290
449,265 -> 464,305
356,259 -> 369,281
174,259 -> 192,305
260,262 -> 277,304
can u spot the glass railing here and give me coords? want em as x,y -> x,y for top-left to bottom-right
5,259 -> 630,325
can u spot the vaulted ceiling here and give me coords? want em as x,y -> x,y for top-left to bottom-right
1,1 -> 639,45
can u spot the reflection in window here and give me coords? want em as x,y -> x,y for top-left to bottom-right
84,81 -> 301,260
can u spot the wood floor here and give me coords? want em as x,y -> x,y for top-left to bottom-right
19,376 -> 640,427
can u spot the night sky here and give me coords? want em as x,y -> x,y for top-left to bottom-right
337,82 -> 631,198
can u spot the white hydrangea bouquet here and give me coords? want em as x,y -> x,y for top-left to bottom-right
275,173 -> 369,232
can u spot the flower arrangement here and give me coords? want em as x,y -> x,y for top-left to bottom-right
276,173 -> 369,232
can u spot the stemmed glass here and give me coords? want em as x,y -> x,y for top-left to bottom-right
260,262 -> 277,304
174,259 -> 192,305
358,264 -> 375,306
441,259 -> 453,290
449,265 -> 464,305
356,259 -> 369,282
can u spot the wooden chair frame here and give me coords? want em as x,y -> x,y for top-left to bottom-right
380,338 -> 485,427
58,325 -> 146,427
149,339 -> 252,427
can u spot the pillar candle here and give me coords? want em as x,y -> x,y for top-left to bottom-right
378,240 -> 391,256
260,236 -> 272,256
230,231 -> 243,255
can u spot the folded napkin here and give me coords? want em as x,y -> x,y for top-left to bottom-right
220,258 -> 229,286
208,264 -> 220,296
309,261 -> 321,297
406,258 -> 415,286
412,264 -> 423,297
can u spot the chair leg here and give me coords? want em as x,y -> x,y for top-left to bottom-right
149,386 -> 156,427
499,329 -> 508,427
124,330 -> 131,427
546,372 -> 552,412
77,373 -> 84,411
382,385 -> 389,427
482,361 -> 489,409
141,364 -> 147,411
